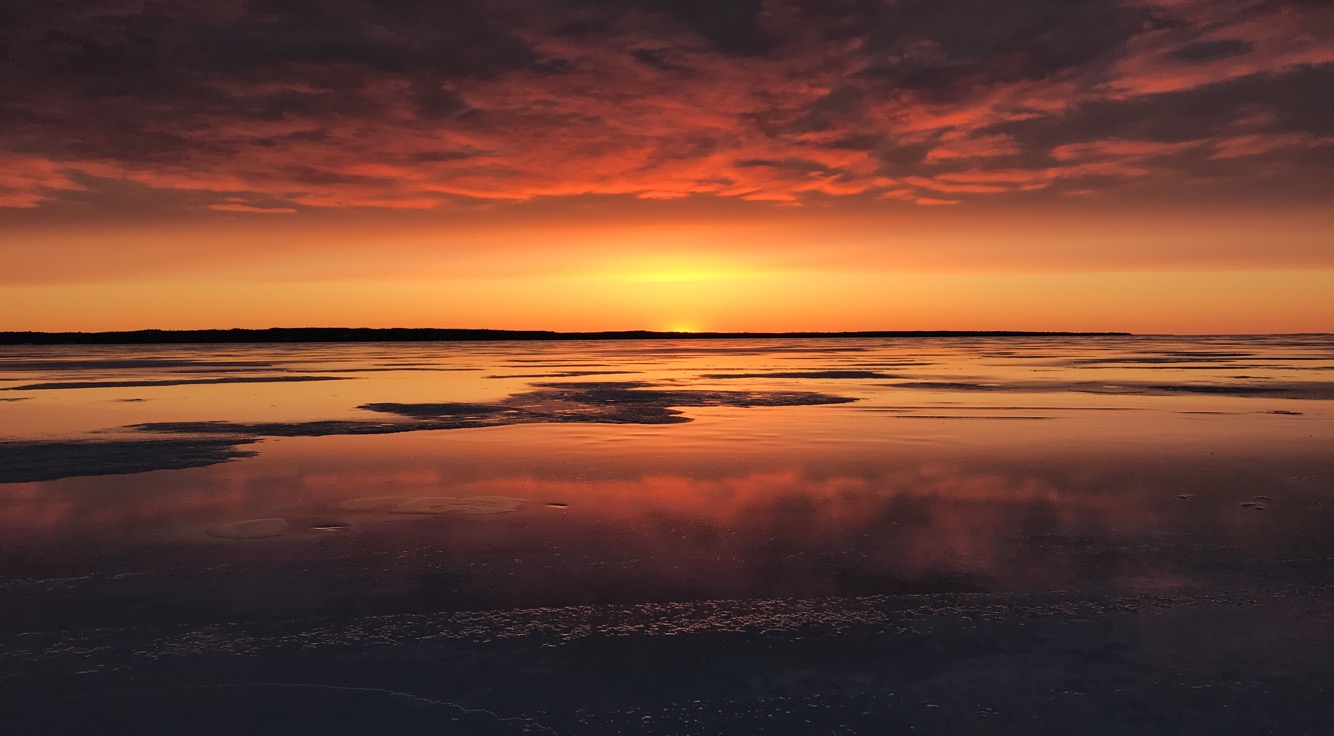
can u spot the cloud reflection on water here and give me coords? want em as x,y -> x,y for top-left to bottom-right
3,434 -> 1323,612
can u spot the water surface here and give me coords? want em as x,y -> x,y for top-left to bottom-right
2,336 -> 1332,734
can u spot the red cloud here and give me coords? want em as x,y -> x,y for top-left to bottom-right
207,203 -> 297,214
1,0 -> 1328,211
0,154 -> 86,208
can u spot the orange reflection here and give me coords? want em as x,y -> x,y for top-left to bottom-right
2,437 -> 1317,601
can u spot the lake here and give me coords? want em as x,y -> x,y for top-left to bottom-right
2,335 -> 1332,734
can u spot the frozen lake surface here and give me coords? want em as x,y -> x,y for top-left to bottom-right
2,335 -> 1332,734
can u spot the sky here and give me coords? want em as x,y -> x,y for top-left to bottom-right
2,0 -> 1331,333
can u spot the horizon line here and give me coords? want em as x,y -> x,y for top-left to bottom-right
0,327 -> 1150,345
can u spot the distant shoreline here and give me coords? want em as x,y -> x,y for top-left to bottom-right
0,328 -> 1132,345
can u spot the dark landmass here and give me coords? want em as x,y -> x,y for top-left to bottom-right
0,328 -> 1131,345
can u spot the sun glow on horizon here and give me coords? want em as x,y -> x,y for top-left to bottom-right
571,250 -> 797,285
613,268 -> 750,283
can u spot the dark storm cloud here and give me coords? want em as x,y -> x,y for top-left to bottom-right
855,0 -> 1167,83
967,64 -> 1334,193
1168,38 -> 1254,63
992,68 -> 1334,147
0,0 -> 1330,210
630,47 -> 687,71
586,0 -> 776,56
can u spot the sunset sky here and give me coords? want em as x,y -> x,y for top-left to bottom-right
2,0 -> 1331,333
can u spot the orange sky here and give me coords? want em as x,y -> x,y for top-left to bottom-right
2,0 -> 1331,333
